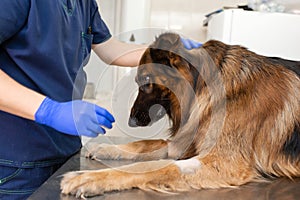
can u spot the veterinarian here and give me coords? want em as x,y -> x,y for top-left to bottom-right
0,0 -> 201,199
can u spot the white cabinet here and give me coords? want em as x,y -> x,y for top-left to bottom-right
207,9 -> 300,60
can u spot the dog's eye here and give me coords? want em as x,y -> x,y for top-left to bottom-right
140,76 -> 151,85
137,75 -> 151,86
138,76 -> 153,93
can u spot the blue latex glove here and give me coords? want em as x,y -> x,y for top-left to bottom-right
35,97 -> 115,137
180,37 -> 202,50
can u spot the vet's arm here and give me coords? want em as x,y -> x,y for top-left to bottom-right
0,69 -> 45,120
92,37 -> 147,67
0,70 -> 115,137
92,36 -> 202,67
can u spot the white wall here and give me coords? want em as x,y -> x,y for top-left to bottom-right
85,0 -> 155,97
149,0 -> 247,42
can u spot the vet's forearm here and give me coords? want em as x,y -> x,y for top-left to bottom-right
0,69 -> 45,120
92,37 -> 147,67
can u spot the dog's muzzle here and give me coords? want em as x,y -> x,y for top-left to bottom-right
128,104 -> 166,127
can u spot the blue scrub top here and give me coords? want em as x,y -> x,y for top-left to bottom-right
0,0 -> 112,167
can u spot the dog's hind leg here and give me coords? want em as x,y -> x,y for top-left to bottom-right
85,139 -> 168,161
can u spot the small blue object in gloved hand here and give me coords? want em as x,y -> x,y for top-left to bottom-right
180,37 -> 202,50
35,97 -> 115,137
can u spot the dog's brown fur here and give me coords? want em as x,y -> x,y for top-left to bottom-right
61,33 -> 300,198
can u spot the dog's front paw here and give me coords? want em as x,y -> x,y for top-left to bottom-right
85,143 -> 123,160
61,169 -> 136,198
60,171 -> 105,199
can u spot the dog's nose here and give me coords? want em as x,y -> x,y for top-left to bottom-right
128,117 -> 138,127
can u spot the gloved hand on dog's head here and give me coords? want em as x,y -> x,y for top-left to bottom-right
180,37 -> 202,50
34,97 -> 115,137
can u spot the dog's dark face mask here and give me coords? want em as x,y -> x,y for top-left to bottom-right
128,72 -> 172,127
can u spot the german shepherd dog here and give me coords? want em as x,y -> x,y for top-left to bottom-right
61,33 -> 300,198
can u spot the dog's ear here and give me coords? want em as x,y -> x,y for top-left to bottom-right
153,33 -> 183,51
157,35 -> 181,50
150,33 -> 186,66
155,33 -> 189,70
149,33 -> 198,88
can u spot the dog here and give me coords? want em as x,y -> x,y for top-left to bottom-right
60,33 -> 300,198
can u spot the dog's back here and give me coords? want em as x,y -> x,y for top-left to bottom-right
269,57 -> 300,76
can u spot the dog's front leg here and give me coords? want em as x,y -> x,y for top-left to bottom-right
61,154 -> 256,198
85,139 -> 168,161
61,158 -> 199,198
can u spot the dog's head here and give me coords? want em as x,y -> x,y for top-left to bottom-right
128,33 -> 201,134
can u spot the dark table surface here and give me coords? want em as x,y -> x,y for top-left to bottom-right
28,136 -> 300,200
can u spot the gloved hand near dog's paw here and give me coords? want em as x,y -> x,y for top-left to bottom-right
34,97 -> 115,137
180,37 -> 202,50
